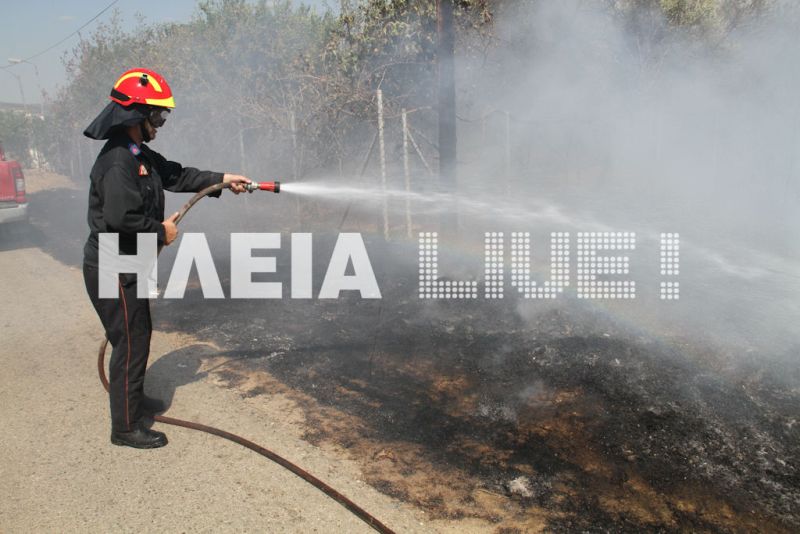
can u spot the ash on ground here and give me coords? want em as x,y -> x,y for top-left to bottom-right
156,237 -> 800,533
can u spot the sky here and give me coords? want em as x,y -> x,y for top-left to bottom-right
0,0 -> 330,106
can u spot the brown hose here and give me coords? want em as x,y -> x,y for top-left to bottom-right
174,182 -> 227,225
96,184 -> 396,534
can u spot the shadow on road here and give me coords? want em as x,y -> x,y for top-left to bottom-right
144,345 -> 273,411
0,221 -> 47,252
143,344 -> 214,410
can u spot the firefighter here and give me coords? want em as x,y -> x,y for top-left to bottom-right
82,68 -> 250,449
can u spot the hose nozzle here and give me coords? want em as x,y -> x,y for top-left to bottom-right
244,181 -> 280,193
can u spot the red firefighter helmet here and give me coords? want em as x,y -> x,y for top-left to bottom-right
109,68 -> 175,109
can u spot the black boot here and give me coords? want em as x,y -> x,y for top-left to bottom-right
111,424 -> 168,449
140,395 -> 167,415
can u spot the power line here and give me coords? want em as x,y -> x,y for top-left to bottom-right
0,0 -> 119,70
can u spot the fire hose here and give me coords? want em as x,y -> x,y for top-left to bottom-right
96,180 -> 395,534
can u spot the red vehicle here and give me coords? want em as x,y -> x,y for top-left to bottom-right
0,141 -> 28,225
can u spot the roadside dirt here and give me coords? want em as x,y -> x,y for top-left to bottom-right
0,174 -> 480,533
22,167 -> 79,193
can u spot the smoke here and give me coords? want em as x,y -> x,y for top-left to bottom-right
51,0 -> 800,367
427,0 -> 800,363
190,0 -> 800,364
24,8 -> 795,523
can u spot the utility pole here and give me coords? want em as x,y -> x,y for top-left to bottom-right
402,109 -> 413,239
504,110 -> 511,197
290,110 -> 298,181
376,89 -> 389,240
237,116 -> 247,175
0,68 -> 27,112
436,0 -> 458,237
8,59 -> 44,116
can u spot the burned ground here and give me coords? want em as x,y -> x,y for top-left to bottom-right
156,239 -> 800,533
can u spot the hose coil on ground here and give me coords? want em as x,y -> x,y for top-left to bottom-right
96,183 -> 395,534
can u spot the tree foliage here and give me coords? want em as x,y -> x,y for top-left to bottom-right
3,0 -> 778,176
0,110 -> 33,165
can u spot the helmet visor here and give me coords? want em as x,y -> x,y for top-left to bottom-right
148,108 -> 170,128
